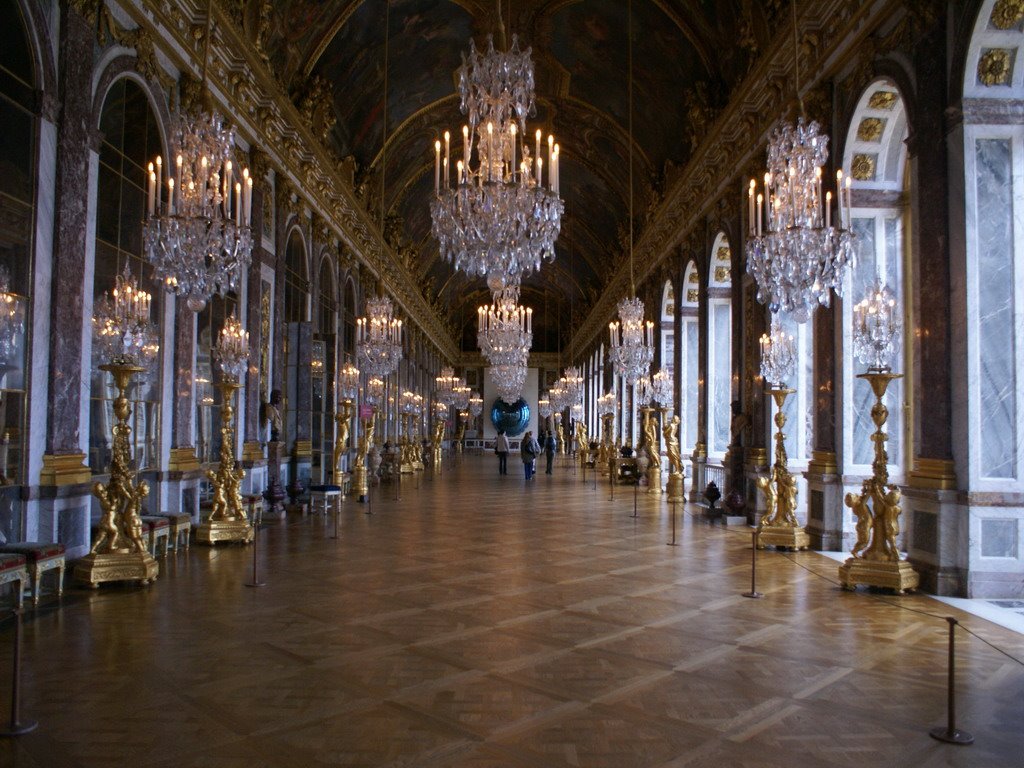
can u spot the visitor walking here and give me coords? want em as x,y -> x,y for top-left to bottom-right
544,429 -> 556,474
521,430 -> 540,480
495,430 -> 509,475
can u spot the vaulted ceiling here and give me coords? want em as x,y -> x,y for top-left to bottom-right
264,0 -> 781,353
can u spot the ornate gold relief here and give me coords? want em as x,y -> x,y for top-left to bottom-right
851,154 -> 877,181
856,117 -> 885,142
714,265 -> 731,283
867,91 -> 898,110
688,270 -> 699,284
686,289 -> 699,303
991,0 -> 1024,30
979,49 -> 1014,86
715,245 -> 731,262
260,282 -> 271,402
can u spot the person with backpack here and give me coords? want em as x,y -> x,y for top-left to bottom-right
520,430 -> 540,480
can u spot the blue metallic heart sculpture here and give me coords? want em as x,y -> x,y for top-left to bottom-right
490,397 -> 530,437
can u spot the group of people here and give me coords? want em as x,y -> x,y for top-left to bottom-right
494,429 -> 558,479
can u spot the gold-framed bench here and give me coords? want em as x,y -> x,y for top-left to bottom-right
153,513 -> 191,551
140,517 -> 170,557
0,543 -> 65,606
0,553 -> 29,609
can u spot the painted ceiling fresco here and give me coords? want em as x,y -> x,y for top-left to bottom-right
265,0 -> 777,351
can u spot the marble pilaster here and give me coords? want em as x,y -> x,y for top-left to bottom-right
41,4 -> 95,485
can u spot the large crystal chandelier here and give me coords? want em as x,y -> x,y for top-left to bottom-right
92,266 -> 159,367
538,397 -> 552,420
143,1 -> 252,315
744,1 -> 854,323
469,390 -> 483,418
430,35 -> 563,292
0,267 -> 24,367
435,366 -> 459,405
492,363 -> 527,405
597,391 -> 616,417
561,366 -> 583,404
478,286 -> 532,364
853,278 -> 901,373
651,367 -> 673,408
759,316 -> 797,387
356,296 -> 403,377
610,298 -> 654,386
454,380 -> 472,411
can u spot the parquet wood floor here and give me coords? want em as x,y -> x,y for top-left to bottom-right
1,455 -> 1022,767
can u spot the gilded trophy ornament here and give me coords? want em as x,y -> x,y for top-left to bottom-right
839,372 -> 919,593
756,388 -> 810,550
74,363 -> 159,587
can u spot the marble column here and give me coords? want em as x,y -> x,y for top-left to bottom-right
241,187 -> 267,466
805,302 -> 843,549
40,3 -> 95,486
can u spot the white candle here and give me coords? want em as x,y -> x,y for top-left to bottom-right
756,193 -> 763,237
456,160 -> 463,186
147,163 -> 155,218
246,176 -> 253,226
527,307 -> 532,333
486,122 -> 493,182
537,157 -> 543,188
434,140 -> 441,194
443,130 -> 450,189
510,124 -> 517,181
825,191 -> 832,229
462,125 -> 469,176
836,171 -> 844,228
535,129 -> 541,178
167,177 -> 174,215
235,182 -> 242,226
156,156 -> 162,213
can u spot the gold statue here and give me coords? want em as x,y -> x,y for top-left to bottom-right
352,411 -> 375,499
665,415 -> 682,475
556,421 -> 566,455
575,420 -> 589,465
432,420 -> 445,469
642,408 -> 660,470
756,472 -> 777,523
846,490 -> 872,558
334,399 -> 355,477
196,381 -> 253,544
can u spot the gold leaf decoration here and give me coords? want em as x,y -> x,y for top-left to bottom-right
851,154 -> 877,181
856,117 -> 885,142
991,0 -> 1024,30
714,266 -> 731,283
979,49 -> 1013,86
716,246 -> 731,262
686,289 -> 699,303
867,91 -> 898,110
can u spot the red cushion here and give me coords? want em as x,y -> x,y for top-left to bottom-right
0,542 -> 65,560
140,517 -> 169,531
0,553 -> 26,571
154,513 -> 191,524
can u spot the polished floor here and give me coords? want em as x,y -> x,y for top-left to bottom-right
1,455 -> 1022,767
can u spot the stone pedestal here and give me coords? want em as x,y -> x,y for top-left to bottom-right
263,440 -> 286,519
758,525 -> 811,550
804,451 -> 844,550
688,445 -> 706,502
74,551 -> 158,588
839,558 -> 920,594
666,472 -> 685,503
646,466 -> 662,495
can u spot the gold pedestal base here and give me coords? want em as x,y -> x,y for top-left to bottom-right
839,557 -> 919,594
666,472 -> 685,503
646,466 -> 662,495
195,518 -> 253,545
353,464 -> 369,500
758,525 -> 810,550
74,551 -> 158,588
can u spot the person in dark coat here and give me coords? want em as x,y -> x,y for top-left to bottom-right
495,430 -> 509,475
543,430 -> 557,474
520,430 -> 540,480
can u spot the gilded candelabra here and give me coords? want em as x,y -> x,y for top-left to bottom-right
641,406 -> 662,495
665,414 -> 684,502
455,412 -> 467,455
556,417 -> 566,456
756,388 -> 810,550
334,398 -> 355,479
75,362 -> 159,587
575,420 -> 589,470
838,372 -> 918,592
353,409 -> 375,501
597,412 -> 614,475
195,379 -> 253,544
431,420 -> 444,473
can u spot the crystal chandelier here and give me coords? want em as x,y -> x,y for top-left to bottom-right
0,267 -> 24,367
598,391 -> 616,417
651,367 -> 673,407
357,296 -> 403,377
609,298 -> 654,386
538,397 -> 552,420
430,35 -> 563,292
492,362 -> 527,405
478,286 -> 532,365
853,278 -> 901,373
143,114 -> 253,313
469,390 -> 483,418
561,366 -> 584,404
365,376 -> 385,406
570,401 -> 583,421
215,313 -> 249,381
339,360 -> 360,399
435,366 -> 459,405
635,374 -> 653,406
759,316 -> 797,387
92,266 -> 159,367
454,381 -> 472,411
744,1 -> 854,323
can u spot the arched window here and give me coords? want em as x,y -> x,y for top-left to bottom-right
842,80 -> 909,478
707,234 -> 732,458
681,261 -> 699,452
313,256 -> 336,480
660,279 -> 675,405
89,78 -> 163,474
282,229 -> 309,457
0,0 -> 36,509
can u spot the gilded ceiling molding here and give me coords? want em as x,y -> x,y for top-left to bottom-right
569,0 -> 899,354
121,0 -> 460,362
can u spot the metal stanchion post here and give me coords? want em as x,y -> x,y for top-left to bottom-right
668,499 -> 678,546
0,610 -> 37,736
244,523 -> 267,587
742,529 -> 763,598
929,617 -> 974,745
630,479 -> 639,518
331,491 -> 342,540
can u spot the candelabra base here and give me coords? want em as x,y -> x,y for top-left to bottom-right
666,472 -> 685,503
646,466 -> 663,495
757,525 -> 810,551
74,551 -> 158,588
839,557 -> 919,594
195,519 -> 254,545
353,464 -> 369,502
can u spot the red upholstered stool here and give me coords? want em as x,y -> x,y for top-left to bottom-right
0,553 -> 28,609
152,513 -> 191,551
140,517 -> 170,557
0,543 -> 65,606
